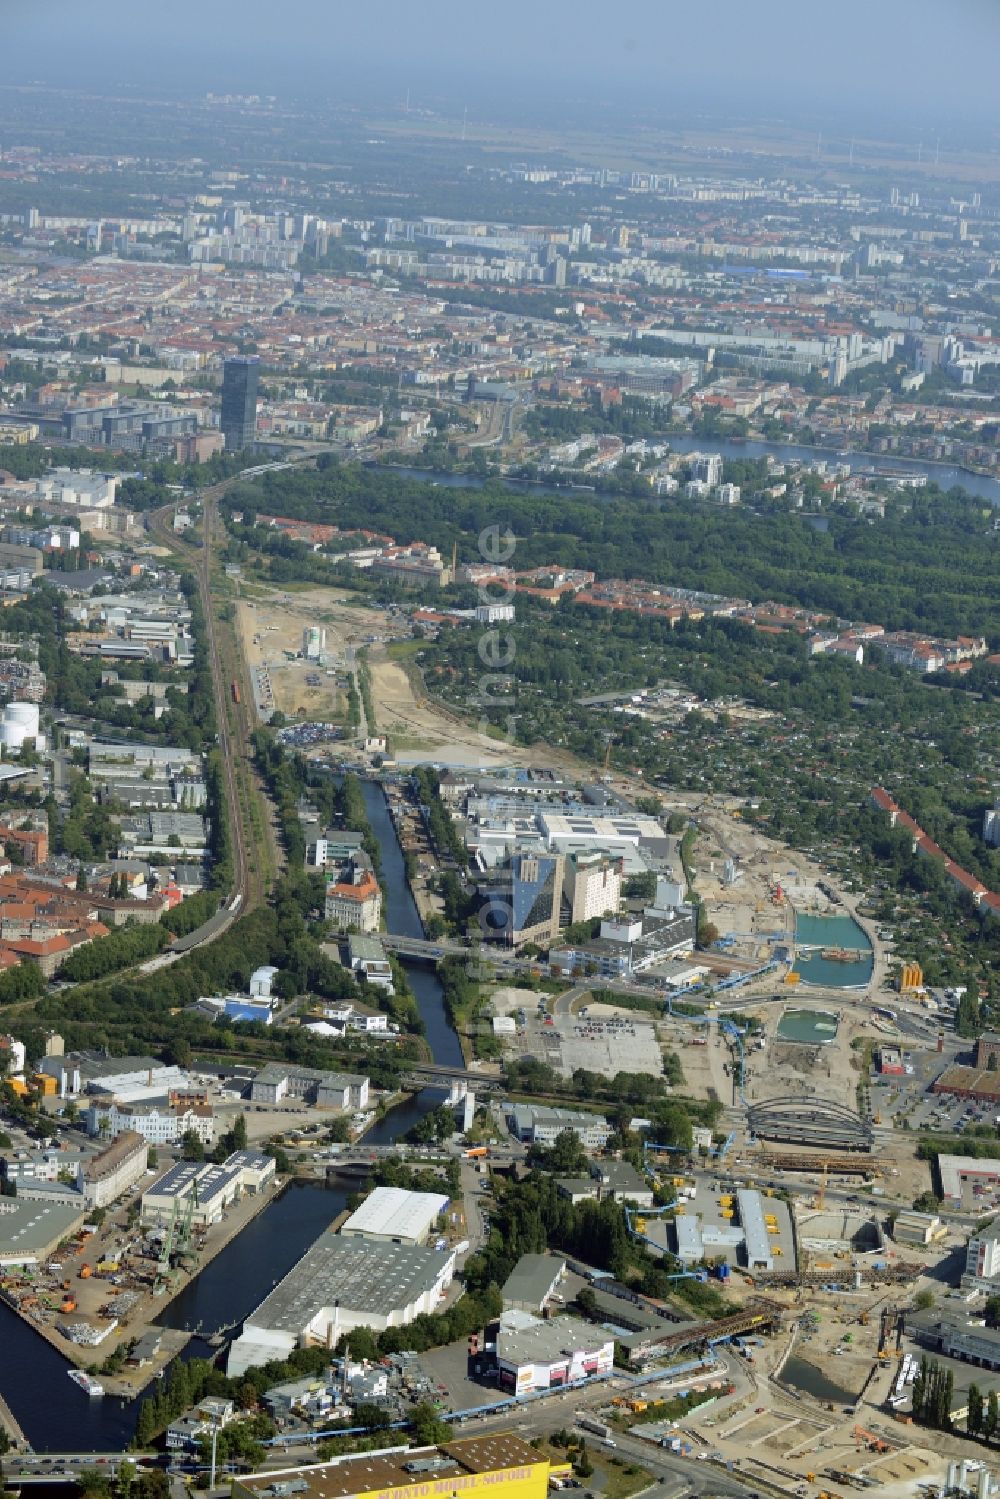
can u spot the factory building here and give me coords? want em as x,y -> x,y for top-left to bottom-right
0,1198 -> 87,1268
250,1063 -> 369,1110
141,1151 -> 274,1229
232,1435 -> 552,1499
496,1310 -> 614,1394
226,1235 -> 455,1376
501,1254 -> 566,1314
506,1103 -> 611,1150
736,1188 -> 775,1272
340,1186 -> 449,1246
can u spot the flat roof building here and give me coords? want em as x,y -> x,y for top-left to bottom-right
227,1235 -> 456,1376
0,1197 -> 86,1267
496,1310 -> 614,1394
506,1103 -> 610,1150
938,1154 -> 1000,1208
501,1254 -> 566,1313
737,1188 -> 775,1272
232,1434 -> 551,1499
142,1151 -> 274,1229
340,1186 -> 449,1246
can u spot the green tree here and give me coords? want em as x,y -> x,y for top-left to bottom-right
180,1130 -> 205,1162
410,1401 -> 451,1446
986,1390 -> 999,1441
969,1384 -> 984,1437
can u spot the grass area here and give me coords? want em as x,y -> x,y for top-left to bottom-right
386,638 -> 426,661
591,1456 -> 653,1499
533,1439 -> 652,1499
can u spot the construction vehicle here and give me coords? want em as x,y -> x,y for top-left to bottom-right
853,1424 -> 889,1453
77,1263 -> 92,1279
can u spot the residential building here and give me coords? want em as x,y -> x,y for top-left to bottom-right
965,1226 -> 1000,1287
564,852 -> 622,925
78,1130 -> 148,1208
325,859 -> 382,932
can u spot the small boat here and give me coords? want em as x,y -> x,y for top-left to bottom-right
68,1369 -> 105,1397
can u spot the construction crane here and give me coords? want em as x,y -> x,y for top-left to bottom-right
816,1160 -> 830,1212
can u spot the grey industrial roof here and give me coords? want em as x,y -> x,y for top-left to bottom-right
497,1312 -> 609,1366
510,1103 -> 608,1131
0,1198 -> 85,1254
501,1252 -> 565,1307
347,934 -> 388,962
737,1188 -> 774,1266
674,1215 -> 705,1259
246,1236 -> 453,1334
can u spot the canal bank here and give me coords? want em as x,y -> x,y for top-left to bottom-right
376,443 -> 1000,508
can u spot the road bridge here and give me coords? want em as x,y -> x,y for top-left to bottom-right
3,1456 -> 157,1484
405,1060 -> 504,1089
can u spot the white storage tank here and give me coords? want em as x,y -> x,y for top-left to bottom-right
0,701 -> 42,753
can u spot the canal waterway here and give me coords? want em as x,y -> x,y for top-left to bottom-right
381,442 -> 1000,507
0,782 -> 464,1450
359,779 -> 464,1070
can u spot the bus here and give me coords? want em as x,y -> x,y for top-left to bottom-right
465,1146 -> 490,1160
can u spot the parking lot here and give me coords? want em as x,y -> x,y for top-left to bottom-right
509,1011 -> 664,1082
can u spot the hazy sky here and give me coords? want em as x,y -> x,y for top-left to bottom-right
3,0 -> 1000,128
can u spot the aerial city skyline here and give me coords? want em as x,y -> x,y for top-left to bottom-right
0,1 -> 999,1490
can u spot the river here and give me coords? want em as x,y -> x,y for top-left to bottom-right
0,780 -> 463,1451
380,442 -> 1000,507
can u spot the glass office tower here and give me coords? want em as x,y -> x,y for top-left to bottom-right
221,356 -> 260,451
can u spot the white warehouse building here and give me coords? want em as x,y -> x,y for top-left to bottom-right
339,1186 -> 449,1246
226,1236 -> 455,1376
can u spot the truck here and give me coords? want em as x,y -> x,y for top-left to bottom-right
578,1417 -> 612,1440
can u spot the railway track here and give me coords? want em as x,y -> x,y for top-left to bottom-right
147,484 -> 279,936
